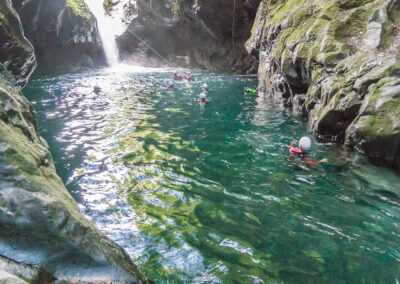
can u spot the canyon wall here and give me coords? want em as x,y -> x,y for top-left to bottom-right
247,0 -> 400,169
11,0 -> 106,74
116,0 -> 260,73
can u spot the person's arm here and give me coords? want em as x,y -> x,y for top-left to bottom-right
288,140 -> 297,150
304,157 -> 328,167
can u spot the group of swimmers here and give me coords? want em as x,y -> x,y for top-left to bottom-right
168,73 -> 260,105
174,72 -> 195,82
167,73 -> 209,105
168,73 -> 328,167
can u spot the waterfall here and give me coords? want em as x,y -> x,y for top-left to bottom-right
84,0 -> 120,66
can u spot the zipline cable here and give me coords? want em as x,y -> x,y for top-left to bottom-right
126,30 -> 171,66
232,0 -> 236,51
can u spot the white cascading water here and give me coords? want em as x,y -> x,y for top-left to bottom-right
84,0 -> 123,66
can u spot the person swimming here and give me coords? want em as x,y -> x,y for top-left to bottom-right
174,73 -> 194,81
244,87 -> 257,95
202,83 -> 209,93
288,137 -> 328,167
167,81 -> 174,90
197,92 -> 208,106
174,73 -> 183,80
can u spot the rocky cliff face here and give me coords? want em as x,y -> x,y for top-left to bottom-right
247,0 -> 400,169
0,1 -> 148,282
11,0 -> 106,75
116,0 -> 260,73
0,0 -> 36,87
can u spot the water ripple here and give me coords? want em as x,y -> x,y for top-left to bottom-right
24,68 -> 400,283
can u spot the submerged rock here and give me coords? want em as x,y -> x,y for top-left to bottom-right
93,85 -> 102,94
247,0 -> 400,170
116,0 -> 260,73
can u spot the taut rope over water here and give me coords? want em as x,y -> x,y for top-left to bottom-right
232,0 -> 236,51
127,30 -> 171,66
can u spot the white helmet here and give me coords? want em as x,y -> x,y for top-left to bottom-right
199,93 -> 207,99
299,136 -> 312,151
202,83 -> 208,88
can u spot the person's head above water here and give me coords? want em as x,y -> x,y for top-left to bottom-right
167,81 -> 174,89
202,83 -> 208,88
299,136 -> 312,151
198,93 -> 207,104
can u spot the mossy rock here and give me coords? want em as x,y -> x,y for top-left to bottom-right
346,77 -> 400,167
104,0 -> 120,14
0,1 -> 36,87
318,2 -> 341,21
317,50 -> 348,68
280,48 -> 296,77
284,19 -> 316,50
337,0 -> 376,9
249,0 -> 399,168
270,28 -> 295,60
0,71 -> 148,282
66,0 -> 92,19
269,0 -> 307,26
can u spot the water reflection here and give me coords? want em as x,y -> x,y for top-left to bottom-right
24,68 -> 400,283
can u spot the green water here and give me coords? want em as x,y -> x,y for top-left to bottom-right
24,67 -> 400,283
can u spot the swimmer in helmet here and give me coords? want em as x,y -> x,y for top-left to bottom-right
201,83 -> 209,93
197,92 -> 208,106
288,137 -> 328,167
167,80 -> 174,90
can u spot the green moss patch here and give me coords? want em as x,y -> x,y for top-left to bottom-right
104,0 -> 120,14
66,0 -> 92,19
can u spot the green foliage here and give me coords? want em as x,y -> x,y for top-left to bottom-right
66,0 -> 92,19
104,0 -> 120,14
171,0 -> 180,17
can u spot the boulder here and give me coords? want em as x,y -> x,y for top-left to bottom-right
346,77 -> 400,168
